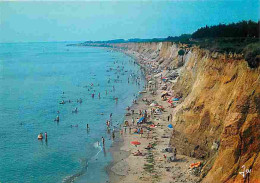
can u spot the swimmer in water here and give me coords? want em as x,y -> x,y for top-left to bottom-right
45,132 -> 48,140
102,137 -> 105,146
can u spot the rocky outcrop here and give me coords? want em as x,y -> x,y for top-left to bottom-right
110,42 -> 260,183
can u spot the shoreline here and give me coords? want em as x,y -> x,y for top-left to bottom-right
107,48 -> 201,183
106,49 -> 147,182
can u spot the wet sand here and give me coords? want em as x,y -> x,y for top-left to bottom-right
107,50 -> 201,183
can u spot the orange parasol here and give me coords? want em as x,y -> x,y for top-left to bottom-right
131,141 -> 141,146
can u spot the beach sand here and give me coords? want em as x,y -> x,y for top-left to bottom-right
107,51 -> 201,183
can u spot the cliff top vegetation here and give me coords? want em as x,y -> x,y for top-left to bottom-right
76,20 -> 259,68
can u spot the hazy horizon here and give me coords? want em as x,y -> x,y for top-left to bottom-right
0,0 -> 259,43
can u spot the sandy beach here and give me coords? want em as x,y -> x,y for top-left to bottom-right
107,50 -> 201,183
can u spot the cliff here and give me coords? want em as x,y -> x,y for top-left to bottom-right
112,42 -> 260,182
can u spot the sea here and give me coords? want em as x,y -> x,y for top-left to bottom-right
0,42 -> 145,183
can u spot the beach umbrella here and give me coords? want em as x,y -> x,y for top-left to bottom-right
150,103 -> 156,107
131,141 -> 141,146
137,117 -> 145,124
168,124 -> 173,129
150,124 -> 156,128
156,105 -> 164,109
168,97 -> 173,104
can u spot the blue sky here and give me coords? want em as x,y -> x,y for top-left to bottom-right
0,0 -> 259,43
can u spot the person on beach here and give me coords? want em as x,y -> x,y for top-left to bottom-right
174,148 -> 177,159
133,150 -> 143,156
87,124 -> 89,129
110,113 -> 112,118
98,93 -> 100,99
120,129 -> 123,136
146,143 -> 153,150
132,118 -> 135,126
147,129 -> 150,139
163,154 -> 167,163
168,115 -> 170,121
140,128 -> 143,137
92,93 -> 94,98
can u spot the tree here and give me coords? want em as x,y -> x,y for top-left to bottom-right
178,49 -> 185,65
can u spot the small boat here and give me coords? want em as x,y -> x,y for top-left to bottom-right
139,90 -> 147,94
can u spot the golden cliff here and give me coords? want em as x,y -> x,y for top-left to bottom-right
112,42 -> 260,183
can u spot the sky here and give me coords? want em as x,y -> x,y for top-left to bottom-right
0,0 -> 259,43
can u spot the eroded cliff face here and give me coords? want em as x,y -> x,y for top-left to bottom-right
170,48 -> 260,183
112,42 -> 260,183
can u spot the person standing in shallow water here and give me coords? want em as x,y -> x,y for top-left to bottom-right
45,132 -> 47,141
102,137 -> 105,146
112,130 -> 115,140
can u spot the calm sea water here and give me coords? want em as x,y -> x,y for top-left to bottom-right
0,42 -> 145,183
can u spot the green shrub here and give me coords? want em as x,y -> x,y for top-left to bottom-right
243,42 -> 260,68
178,49 -> 185,56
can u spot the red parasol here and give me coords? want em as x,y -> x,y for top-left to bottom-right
131,141 -> 141,146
